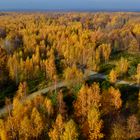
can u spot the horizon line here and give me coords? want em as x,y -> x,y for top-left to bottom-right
1,8 -> 140,13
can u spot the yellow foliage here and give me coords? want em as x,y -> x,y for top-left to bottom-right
109,69 -> 117,83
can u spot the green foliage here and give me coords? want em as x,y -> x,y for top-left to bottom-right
101,80 -> 111,90
71,83 -> 83,100
50,91 -> 58,106
128,65 -> 136,77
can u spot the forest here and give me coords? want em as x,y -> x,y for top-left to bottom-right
0,12 -> 140,140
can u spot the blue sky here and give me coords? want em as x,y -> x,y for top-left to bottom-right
0,0 -> 140,10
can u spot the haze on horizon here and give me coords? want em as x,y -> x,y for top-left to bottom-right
0,0 -> 140,11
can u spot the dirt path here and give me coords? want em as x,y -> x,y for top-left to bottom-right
0,70 -> 139,116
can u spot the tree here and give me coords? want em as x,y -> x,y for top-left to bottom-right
74,83 -> 101,122
101,87 -> 122,114
44,97 -> 54,117
87,107 -> 103,140
32,46 -> 40,65
12,82 -> 28,122
116,57 -> 129,77
64,65 -> 83,87
19,116 -> 32,139
45,52 -> 57,81
138,92 -> 140,117
49,114 -> 64,140
30,107 -> 44,138
128,38 -> 139,52
127,115 -> 140,139
0,47 -> 7,88
16,82 -> 28,98
61,119 -> 78,140
108,69 -> 117,84
133,24 -> 140,51
99,43 -> 111,62
57,91 -> 67,117
135,64 -> 140,88
7,53 -> 20,85
0,120 -> 7,140
110,122 -> 126,140
24,57 -> 34,80
133,24 -> 140,35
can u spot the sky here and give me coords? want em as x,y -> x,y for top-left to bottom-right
0,0 -> 140,11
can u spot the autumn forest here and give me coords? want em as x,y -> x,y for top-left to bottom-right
0,12 -> 140,140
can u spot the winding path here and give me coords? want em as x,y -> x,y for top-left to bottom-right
88,71 -> 139,88
0,70 -> 139,116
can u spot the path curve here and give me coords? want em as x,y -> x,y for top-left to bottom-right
0,70 -> 139,116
